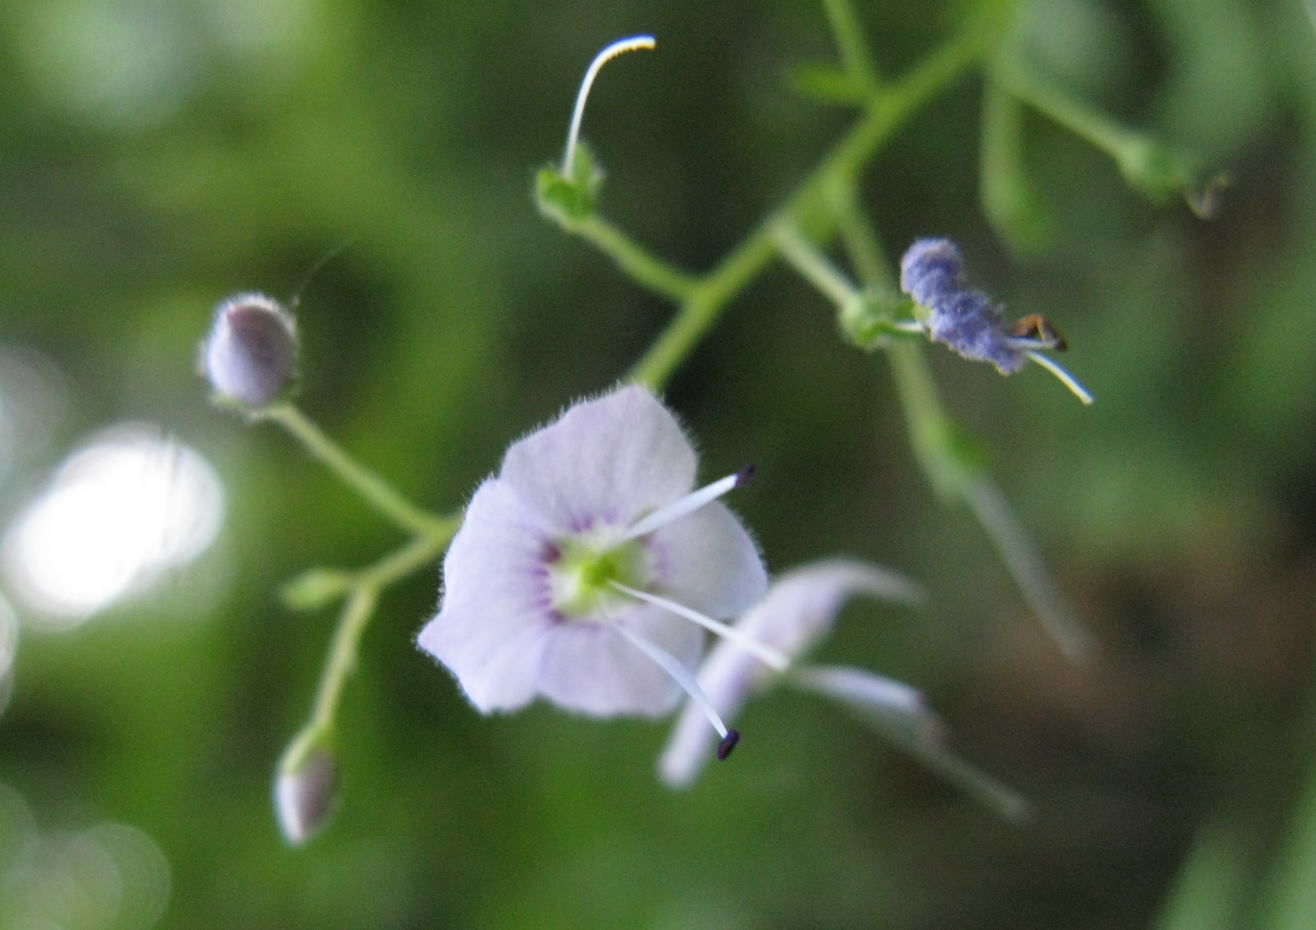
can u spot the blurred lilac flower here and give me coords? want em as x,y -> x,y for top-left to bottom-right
659,559 -> 922,787
659,559 -> 1027,818
201,293 -> 298,408
899,238 -> 1092,404
419,384 -> 774,754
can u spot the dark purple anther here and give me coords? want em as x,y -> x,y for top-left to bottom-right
716,729 -> 741,761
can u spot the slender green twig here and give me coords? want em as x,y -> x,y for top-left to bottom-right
821,0 -> 882,90
830,183 -> 1093,659
357,525 -> 458,588
279,583 -> 380,775
994,60 -> 1139,164
259,404 -> 448,539
308,585 -> 380,733
825,176 -> 887,288
961,476 -> 1095,661
771,221 -> 861,305
629,1 -> 1013,390
573,214 -> 700,302
883,342 -> 970,499
993,55 -> 1200,205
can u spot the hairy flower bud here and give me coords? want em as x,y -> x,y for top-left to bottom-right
899,238 -> 965,309
202,293 -> 298,408
274,743 -> 338,846
898,238 -> 1093,403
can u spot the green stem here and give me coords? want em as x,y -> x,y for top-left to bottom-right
883,342 -> 967,499
629,2 -> 1011,390
1257,725 -> 1316,930
821,0 -> 881,89
772,221 -> 861,305
261,404 -> 448,539
573,214 -> 700,302
279,583 -> 380,774
629,232 -> 782,391
961,476 -> 1094,662
994,60 -> 1138,163
831,184 -> 1093,659
826,176 -> 888,288
357,523 -> 458,588
980,75 -> 1051,251
308,585 -> 379,733
825,189 -> 963,494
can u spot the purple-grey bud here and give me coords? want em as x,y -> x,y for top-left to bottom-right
899,238 -> 965,308
929,290 -> 1027,374
274,744 -> 338,846
202,293 -> 298,407
897,238 -> 1092,401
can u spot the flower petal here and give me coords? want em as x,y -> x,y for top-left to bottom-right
658,558 -> 920,788
535,604 -> 703,717
648,501 -> 768,619
417,478 -> 558,713
498,385 -> 697,532
737,558 -> 923,658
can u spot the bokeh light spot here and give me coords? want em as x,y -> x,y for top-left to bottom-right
0,785 -> 170,930
1,423 -> 225,627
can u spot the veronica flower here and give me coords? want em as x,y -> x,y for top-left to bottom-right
418,384 -> 779,759
659,559 -> 1027,818
899,238 -> 1093,405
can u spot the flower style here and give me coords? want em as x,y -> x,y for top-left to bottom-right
201,292 -> 298,408
418,384 -> 773,750
899,238 -> 1093,404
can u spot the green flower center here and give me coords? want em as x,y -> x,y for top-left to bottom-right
548,533 -> 650,621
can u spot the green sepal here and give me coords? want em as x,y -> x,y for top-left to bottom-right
787,63 -> 874,106
1115,137 -> 1199,205
535,142 -> 603,228
839,291 -> 915,350
281,567 -> 352,611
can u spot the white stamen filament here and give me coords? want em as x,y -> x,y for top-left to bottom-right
1025,350 -> 1094,405
620,469 -> 747,542
613,623 -> 728,738
561,35 -> 656,176
609,581 -> 790,671
890,320 -> 926,334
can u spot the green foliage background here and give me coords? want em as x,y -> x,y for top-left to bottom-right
2,0 -> 1314,927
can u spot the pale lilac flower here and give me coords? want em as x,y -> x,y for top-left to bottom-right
201,292 -> 298,407
419,385 -> 773,752
659,559 -> 924,787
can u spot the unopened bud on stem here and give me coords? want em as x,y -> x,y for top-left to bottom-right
274,741 -> 338,846
202,293 -> 298,408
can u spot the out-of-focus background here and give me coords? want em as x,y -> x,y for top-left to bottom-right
1,0 -> 1314,927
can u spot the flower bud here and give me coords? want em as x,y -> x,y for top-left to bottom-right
899,238 -> 965,309
274,743 -> 338,846
202,293 -> 297,408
